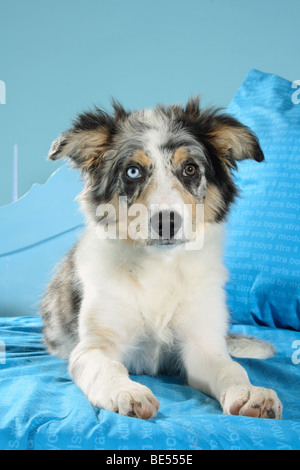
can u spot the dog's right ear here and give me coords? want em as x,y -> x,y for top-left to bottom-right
47,104 -> 127,173
47,126 -> 112,173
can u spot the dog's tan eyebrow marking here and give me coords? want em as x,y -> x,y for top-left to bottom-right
131,150 -> 152,167
173,147 -> 190,166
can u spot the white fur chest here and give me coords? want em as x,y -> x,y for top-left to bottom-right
76,224 -> 227,374
131,253 -> 187,338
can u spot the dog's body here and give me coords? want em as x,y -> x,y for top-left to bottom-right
41,99 -> 282,419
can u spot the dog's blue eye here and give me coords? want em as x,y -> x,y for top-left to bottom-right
126,166 -> 141,179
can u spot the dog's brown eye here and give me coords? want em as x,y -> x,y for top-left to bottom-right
183,164 -> 197,177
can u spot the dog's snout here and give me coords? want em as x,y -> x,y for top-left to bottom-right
150,210 -> 182,240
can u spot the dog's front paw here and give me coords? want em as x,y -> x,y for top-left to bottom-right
91,380 -> 160,419
110,382 -> 160,419
220,385 -> 282,419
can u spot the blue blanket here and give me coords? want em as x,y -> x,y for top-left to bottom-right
0,316 -> 299,450
0,69 -> 300,450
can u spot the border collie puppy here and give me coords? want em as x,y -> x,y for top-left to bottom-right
41,98 -> 282,419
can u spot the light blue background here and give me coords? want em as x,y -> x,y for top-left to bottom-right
0,0 -> 299,207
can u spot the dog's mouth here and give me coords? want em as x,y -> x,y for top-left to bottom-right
146,239 -> 186,247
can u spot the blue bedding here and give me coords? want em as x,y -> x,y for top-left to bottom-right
0,69 -> 300,450
0,316 -> 299,450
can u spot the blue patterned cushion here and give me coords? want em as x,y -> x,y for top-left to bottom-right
225,69 -> 300,330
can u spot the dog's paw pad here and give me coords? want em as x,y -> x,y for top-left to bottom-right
111,383 -> 160,419
221,385 -> 282,419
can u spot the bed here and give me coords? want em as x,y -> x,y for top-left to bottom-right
0,69 -> 299,450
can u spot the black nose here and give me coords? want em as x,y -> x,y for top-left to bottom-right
150,210 -> 182,240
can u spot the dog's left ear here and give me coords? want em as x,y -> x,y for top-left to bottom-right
183,98 -> 264,166
206,113 -> 264,166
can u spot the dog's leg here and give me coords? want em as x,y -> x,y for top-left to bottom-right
69,342 -> 160,419
182,331 -> 282,419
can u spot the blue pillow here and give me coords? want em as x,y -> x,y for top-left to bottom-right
224,69 -> 300,330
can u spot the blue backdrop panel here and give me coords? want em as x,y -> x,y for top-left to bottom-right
0,166 -> 84,317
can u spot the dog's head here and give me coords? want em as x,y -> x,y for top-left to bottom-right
48,98 -> 264,247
